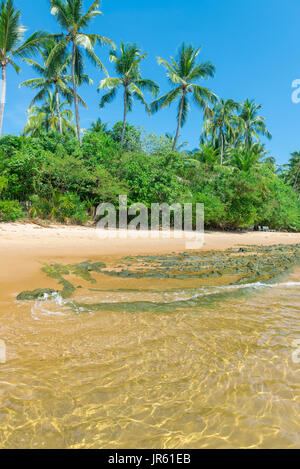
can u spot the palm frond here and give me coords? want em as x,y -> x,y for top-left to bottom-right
50,0 -> 71,29
19,77 -> 45,88
0,0 -> 25,55
8,58 -> 20,74
85,33 -> 116,50
84,45 -> 108,74
192,85 -> 218,116
22,57 -> 45,74
98,77 -> 123,90
136,78 -> 159,97
156,57 -> 177,74
45,37 -> 70,75
99,87 -> 117,109
12,31 -> 50,59
77,0 -> 102,28
151,87 -> 181,113
129,82 -> 149,113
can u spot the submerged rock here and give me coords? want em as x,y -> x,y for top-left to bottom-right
17,288 -> 58,301
16,244 -> 300,306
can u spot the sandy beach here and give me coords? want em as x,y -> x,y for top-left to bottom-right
0,222 -> 299,301
1,223 -> 300,449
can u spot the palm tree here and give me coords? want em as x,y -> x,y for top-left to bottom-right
240,99 -> 272,147
229,146 -> 265,172
99,42 -> 159,147
0,0 -> 48,137
151,43 -> 216,151
48,0 -> 115,145
20,38 -> 90,135
202,99 -> 241,165
23,89 -> 76,136
165,132 -> 188,151
88,118 -> 108,133
183,143 -> 219,171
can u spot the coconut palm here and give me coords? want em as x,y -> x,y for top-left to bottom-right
183,143 -> 219,171
0,0 -> 48,137
20,38 -> 90,135
88,118 -> 108,133
240,99 -> 272,147
99,42 -> 159,147
151,43 -> 216,151
165,132 -> 188,151
48,0 -> 115,145
23,89 -> 76,136
228,145 -> 266,172
202,99 -> 241,165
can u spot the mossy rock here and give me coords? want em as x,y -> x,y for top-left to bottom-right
17,288 -> 58,301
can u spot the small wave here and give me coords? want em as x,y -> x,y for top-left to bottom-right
188,281 -> 300,301
27,280 -> 300,316
31,292 -> 69,320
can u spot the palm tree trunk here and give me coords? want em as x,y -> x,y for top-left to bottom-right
245,123 -> 249,147
220,128 -> 224,165
121,85 -> 127,147
0,65 -> 7,138
173,93 -> 184,151
72,40 -> 82,146
55,85 -> 63,135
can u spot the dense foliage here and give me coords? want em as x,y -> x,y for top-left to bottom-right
0,129 -> 299,230
0,0 -> 299,230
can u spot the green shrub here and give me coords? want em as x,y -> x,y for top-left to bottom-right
0,132 -> 299,231
194,192 -> 226,227
119,152 -> 187,206
109,122 -> 143,153
260,178 -> 300,231
82,130 -> 122,169
0,176 -> 8,194
0,200 -> 24,222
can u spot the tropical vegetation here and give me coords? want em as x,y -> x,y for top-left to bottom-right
0,0 -> 299,231
99,42 -> 159,146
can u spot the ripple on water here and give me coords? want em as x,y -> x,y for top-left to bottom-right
0,256 -> 300,449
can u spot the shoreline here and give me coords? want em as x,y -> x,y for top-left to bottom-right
0,222 -> 299,302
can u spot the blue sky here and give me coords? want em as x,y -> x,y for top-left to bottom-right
4,0 -> 300,164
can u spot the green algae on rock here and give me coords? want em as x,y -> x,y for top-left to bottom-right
17,288 -> 58,301
16,245 -> 300,304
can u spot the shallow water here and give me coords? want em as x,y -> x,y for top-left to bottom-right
0,248 -> 300,449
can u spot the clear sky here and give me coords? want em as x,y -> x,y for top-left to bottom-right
4,0 -> 300,164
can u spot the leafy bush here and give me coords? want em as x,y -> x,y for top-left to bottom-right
0,132 -> 299,230
0,176 -> 8,194
0,200 -> 24,222
0,138 -> 125,205
28,193 -> 89,225
0,135 -> 27,159
119,152 -> 187,206
193,192 -> 226,227
258,176 -> 300,231
82,130 -> 122,169
109,122 -> 143,152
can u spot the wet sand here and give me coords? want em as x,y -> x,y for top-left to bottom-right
0,222 -> 299,301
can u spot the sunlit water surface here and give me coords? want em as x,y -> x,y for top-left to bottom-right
0,262 -> 299,449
